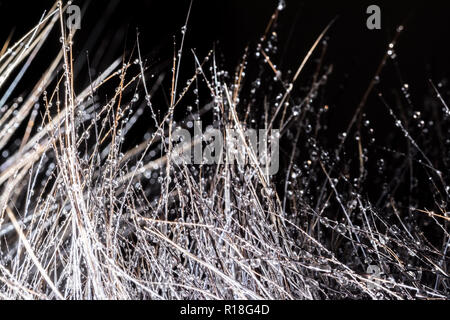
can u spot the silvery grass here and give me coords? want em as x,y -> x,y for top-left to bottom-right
0,1 -> 448,300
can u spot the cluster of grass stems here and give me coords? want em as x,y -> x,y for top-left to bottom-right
0,1 -> 448,299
